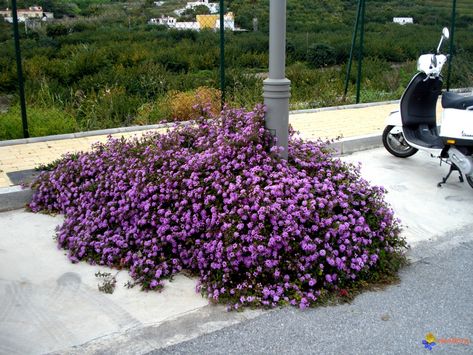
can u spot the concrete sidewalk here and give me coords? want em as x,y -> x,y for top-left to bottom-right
0,101 -> 399,189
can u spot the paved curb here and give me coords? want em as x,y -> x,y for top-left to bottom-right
0,133 -> 383,211
290,100 -> 399,114
0,100 -> 395,147
331,133 -> 382,155
2,90 -> 471,148
0,120 -> 193,147
0,185 -> 33,212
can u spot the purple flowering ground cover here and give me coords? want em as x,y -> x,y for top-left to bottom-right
29,105 -> 406,309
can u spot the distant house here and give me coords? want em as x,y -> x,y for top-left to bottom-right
0,6 -> 53,23
149,15 -> 200,30
393,17 -> 413,25
197,12 -> 234,30
174,22 -> 200,30
154,1 -> 165,6
148,15 -> 177,26
149,12 -> 235,31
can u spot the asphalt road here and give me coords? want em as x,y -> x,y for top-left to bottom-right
151,227 -> 473,355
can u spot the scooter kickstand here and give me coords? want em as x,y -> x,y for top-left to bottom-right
437,163 -> 463,187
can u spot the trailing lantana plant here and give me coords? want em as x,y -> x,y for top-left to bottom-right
29,105 -> 406,310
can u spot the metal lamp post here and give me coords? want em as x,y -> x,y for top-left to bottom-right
263,0 -> 291,160
219,0 -> 225,107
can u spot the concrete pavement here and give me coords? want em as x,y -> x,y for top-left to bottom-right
342,148 -> 473,246
1,145 -> 472,354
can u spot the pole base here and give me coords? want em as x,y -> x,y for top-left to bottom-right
263,78 -> 291,160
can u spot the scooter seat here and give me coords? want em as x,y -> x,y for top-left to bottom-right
441,91 -> 473,110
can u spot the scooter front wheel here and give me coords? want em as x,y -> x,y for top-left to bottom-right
466,175 -> 473,189
382,125 -> 418,158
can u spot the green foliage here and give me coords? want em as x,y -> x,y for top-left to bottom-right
46,23 -> 69,37
179,4 -> 210,21
75,86 -> 142,131
0,0 -> 472,139
41,0 -> 81,18
307,43 -> 336,68
0,105 -> 78,140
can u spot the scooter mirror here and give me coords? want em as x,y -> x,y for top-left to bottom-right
442,27 -> 450,39
437,27 -> 450,53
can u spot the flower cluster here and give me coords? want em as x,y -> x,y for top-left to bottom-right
30,105 -> 405,309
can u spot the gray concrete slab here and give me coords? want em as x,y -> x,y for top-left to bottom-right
341,148 -> 473,246
0,186 -> 33,212
6,169 -> 42,186
0,211 -> 209,355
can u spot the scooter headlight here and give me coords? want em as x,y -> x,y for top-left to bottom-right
417,54 -> 435,73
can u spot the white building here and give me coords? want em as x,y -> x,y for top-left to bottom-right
393,17 -> 414,25
215,12 -> 235,31
174,22 -> 200,30
154,1 -> 165,6
149,15 -> 201,31
150,2 -> 236,32
0,6 -> 53,23
148,15 -> 177,26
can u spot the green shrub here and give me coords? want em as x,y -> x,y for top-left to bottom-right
167,86 -> 221,121
133,97 -> 172,125
46,24 -> 69,38
307,43 -> 337,68
75,86 -> 142,130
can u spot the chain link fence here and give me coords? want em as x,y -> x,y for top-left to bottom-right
0,0 -> 472,139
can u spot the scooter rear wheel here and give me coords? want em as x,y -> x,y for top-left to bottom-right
382,125 -> 418,158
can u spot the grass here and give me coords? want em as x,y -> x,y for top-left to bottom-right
0,105 -> 78,140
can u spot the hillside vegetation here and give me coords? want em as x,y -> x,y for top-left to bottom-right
0,0 -> 472,139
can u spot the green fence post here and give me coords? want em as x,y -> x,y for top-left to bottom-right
11,0 -> 29,138
219,0 -> 225,108
446,0 -> 456,92
355,0 -> 365,104
344,0 -> 363,97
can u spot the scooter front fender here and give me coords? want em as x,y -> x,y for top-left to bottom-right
386,110 -> 402,127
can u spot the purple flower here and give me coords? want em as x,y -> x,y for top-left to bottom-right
29,105 -> 405,310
